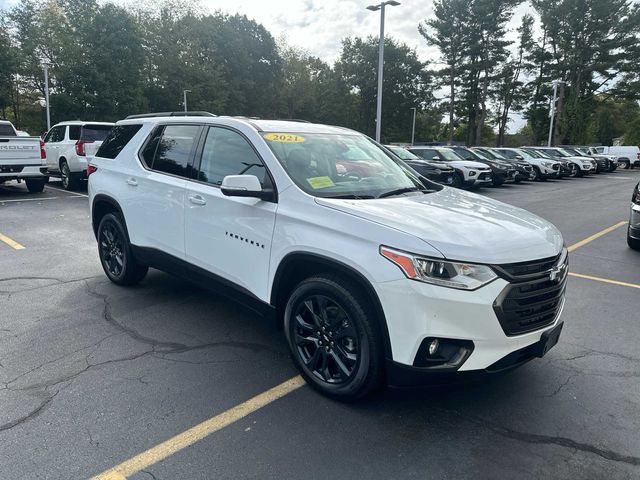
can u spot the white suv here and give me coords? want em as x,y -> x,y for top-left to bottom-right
43,121 -> 114,190
88,114 -> 567,400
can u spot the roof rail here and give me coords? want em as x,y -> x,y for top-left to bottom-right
125,111 -> 216,119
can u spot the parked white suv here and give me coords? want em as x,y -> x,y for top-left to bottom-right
43,121 -> 114,190
407,146 -> 492,188
88,114 -> 567,399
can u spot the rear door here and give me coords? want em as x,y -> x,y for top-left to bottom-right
44,126 -> 65,171
124,124 -> 202,260
184,126 -> 277,301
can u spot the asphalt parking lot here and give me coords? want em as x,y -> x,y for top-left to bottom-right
1,173 -> 639,479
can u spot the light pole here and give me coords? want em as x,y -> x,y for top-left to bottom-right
547,79 -> 562,147
367,1 -> 400,143
183,89 -> 191,112
410,107 -> 417,146
43,63 -> 52,131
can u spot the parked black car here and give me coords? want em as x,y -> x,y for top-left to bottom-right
385,145 -> 456,186
448,146 -> 517,187
472,147 -> 535,182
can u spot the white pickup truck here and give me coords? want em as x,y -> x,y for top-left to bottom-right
0,120 -> 48,192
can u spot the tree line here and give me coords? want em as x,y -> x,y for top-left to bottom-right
1,0 -> 639,147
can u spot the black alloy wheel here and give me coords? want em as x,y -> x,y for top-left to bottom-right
97,213 -> 148,285
285,275 -> 383,400
292,295 -> 359,385
100,221 -> 125,278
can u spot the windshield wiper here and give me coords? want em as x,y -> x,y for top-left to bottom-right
325,194 -> 375,199
377,187 -> 423,198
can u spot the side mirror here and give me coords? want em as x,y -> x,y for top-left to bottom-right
221,175 -> 275,202
515,155 -> 524,160
432,156 -> 440,161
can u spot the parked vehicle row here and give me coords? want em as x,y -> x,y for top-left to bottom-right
384,142 -> 626,191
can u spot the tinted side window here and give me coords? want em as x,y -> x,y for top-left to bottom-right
198,127 -> 266,186
69,125 -> 81,140
151,125 -> 200,178
82,125 -> 112,141
52,126 -> 65,142
96,124 -> 142,159
43,129 -> 55,142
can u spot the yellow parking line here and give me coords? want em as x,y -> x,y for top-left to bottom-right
0,232 -> 25,250
569,272 -> 640,290
91,376 -> 305,480
567,221 -> 627,252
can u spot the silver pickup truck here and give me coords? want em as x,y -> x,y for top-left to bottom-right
0,120 -> 48,192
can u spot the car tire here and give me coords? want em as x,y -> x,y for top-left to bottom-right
628,228 -> 640,250
25,178 -> 46,193
451,172 -> 463,188
284,274 -> 384,401
568,164 -> 578,177
618,159 -> 630,170
97,213 -> 148,286
532,167 -> 544,181
60,160 -> 80,191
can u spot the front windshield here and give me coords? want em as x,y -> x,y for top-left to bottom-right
561,147 -> 580,156
471,149 -> 493,160
547,148 -> 569,157
452,148 -> 481,161
388,146 -> 420,160
264,132 -> 424,198
437,148 -> 465,161
484,149 -> 508,160
523,148 -> 550,159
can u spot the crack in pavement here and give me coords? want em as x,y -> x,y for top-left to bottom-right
542,373 -> 579,398
435,407 -> 640,467
0,275 -> 102,295
0,390 -> 60,433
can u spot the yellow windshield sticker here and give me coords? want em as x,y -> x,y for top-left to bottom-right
264,133 -> 306,143
307,176 -> 335,189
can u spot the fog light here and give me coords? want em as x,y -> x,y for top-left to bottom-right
428,339 -> 439,356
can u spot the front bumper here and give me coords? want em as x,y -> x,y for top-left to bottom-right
375,274 -> 565,374
387,321 -> 563,386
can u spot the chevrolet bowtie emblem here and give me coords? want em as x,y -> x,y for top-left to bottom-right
549,264 -> 563,282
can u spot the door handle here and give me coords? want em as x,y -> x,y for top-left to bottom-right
126,178 -> 138,186
188,194 -> 206,206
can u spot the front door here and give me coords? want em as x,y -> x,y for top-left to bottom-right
185,126 -> 277,302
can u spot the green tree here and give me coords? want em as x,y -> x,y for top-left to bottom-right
337,36 -> 432,142
419,0 -> 469,144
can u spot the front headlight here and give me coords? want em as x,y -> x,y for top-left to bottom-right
633,184 -> 640,205
380,247 -> 498,290
542,161 -> 554,167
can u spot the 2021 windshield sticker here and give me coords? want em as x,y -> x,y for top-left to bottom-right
263,133 -> 306,143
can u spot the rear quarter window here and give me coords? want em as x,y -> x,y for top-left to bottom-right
96,124 -> 143,159
82,125 -> 113,142
69,125 -> 81,140
0,124 -> 17,136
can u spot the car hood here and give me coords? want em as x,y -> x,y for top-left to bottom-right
316,188 -> 563,264
447,160 -> 490,170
